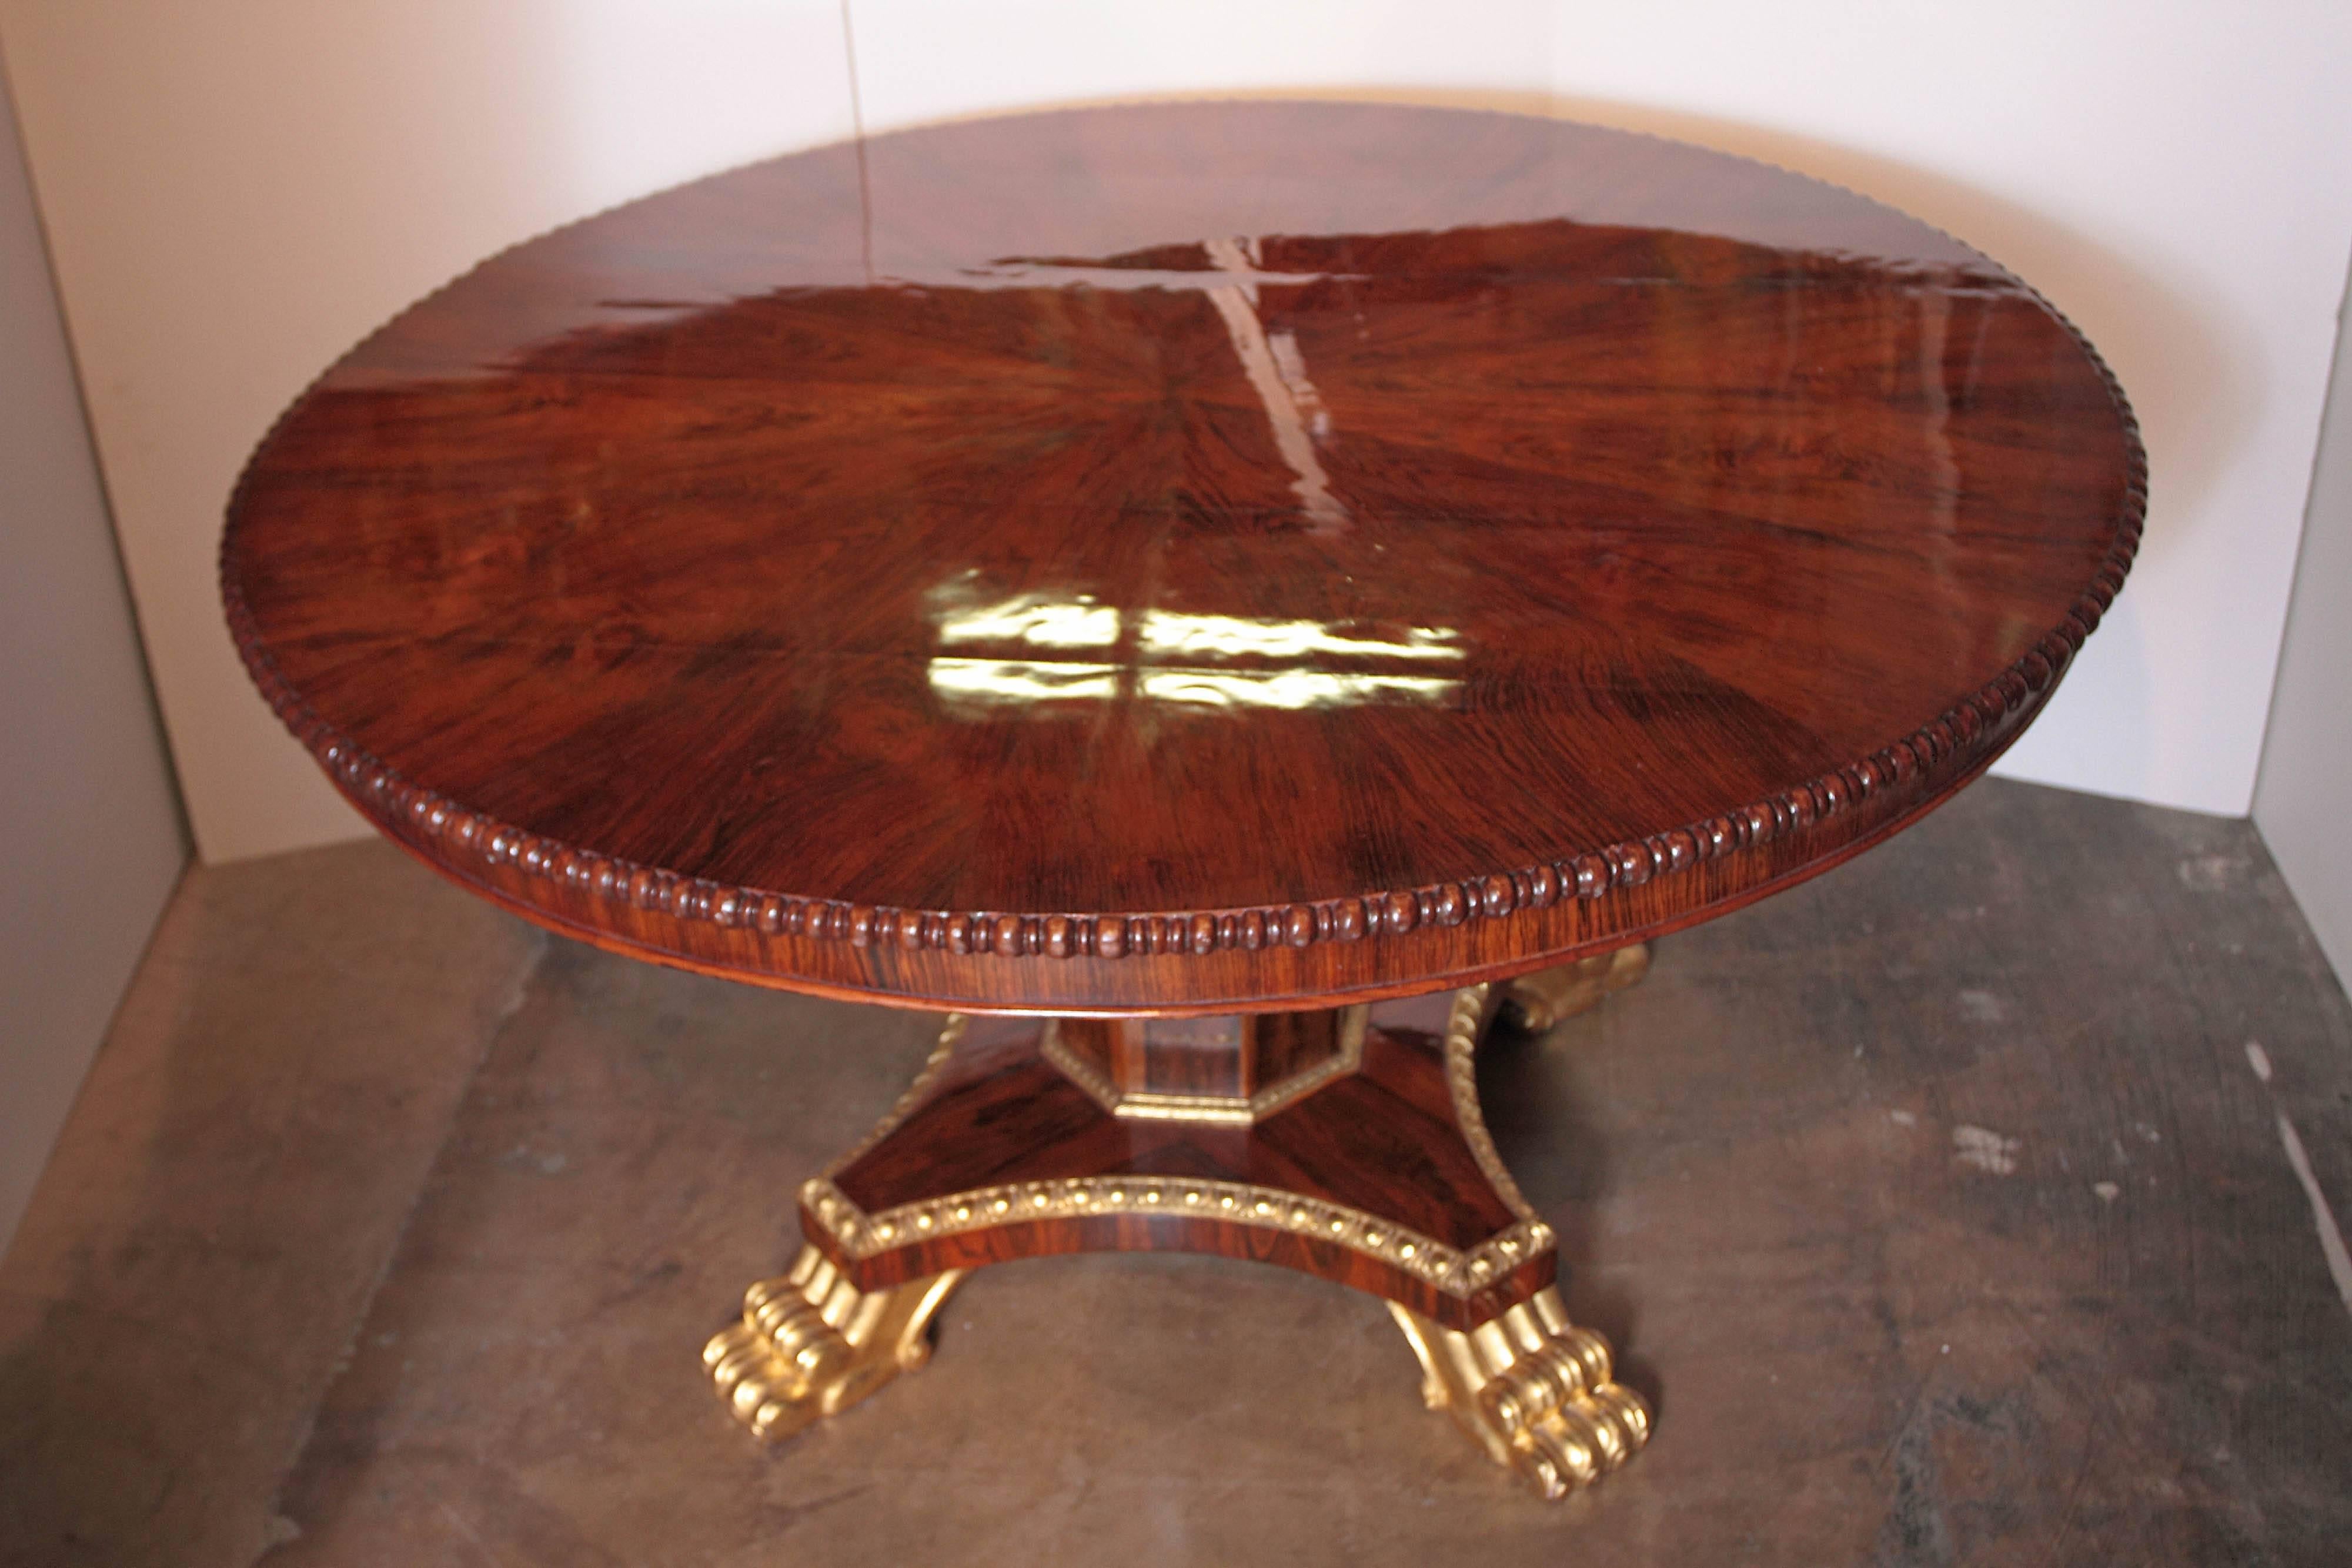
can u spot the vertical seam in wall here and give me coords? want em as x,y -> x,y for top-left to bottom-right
0,32 -> 193,853
838,0 -> 872,285
2251,239 -> 2352,815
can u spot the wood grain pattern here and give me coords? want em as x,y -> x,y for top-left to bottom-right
219,101 -> 2142,1014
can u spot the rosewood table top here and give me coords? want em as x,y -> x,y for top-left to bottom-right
222,101 -> 2143,1015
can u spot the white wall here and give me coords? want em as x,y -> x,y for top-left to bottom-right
4,2 -> 2347,862
2255,262 -> 2352,988
0,51 -> 186,1255
0,1 -> 857,863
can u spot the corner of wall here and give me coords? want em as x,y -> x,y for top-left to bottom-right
2251,242 -> 2352,995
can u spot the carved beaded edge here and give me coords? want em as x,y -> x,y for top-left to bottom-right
218,486 -> 2137,967
218,112 -> 2147,969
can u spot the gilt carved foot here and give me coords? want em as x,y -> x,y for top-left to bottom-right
1500,943 -> 1651,1032
1389,1285 -> 1652,1500
703,1244 -> 963,1441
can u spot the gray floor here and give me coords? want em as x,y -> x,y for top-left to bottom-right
3,778 -> 2349,1565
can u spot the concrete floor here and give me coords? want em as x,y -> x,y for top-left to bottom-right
2,778 -> 2349,1566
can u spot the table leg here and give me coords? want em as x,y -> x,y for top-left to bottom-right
1500,942 -> 1651,1032
703,984 -> 1651,1499
1389,1288 -> 1651,1500
702,1246 -> 964,1440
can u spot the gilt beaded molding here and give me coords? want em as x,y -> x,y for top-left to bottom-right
799,1172 -> 1555,1302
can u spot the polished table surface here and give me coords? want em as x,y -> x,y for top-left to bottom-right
221,101 -> 2143,1017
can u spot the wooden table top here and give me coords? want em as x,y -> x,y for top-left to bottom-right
222,101 -> 2141,1015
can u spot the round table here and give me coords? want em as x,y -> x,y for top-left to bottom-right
221,101 -> 2141,1503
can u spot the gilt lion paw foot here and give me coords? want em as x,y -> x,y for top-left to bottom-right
703,1245 -> 963,1442
1390,1286 -> 1652,1500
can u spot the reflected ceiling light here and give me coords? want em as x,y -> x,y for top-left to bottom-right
934,593 -> 1120,650
929,595 -> 1463,670
1137,612 -> 1461,664
927,657 -> 1120,709
1140,669 -> 1461,710
928,657 -> 1459,714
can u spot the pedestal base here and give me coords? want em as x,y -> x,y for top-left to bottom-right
706,961 -> 1652,1500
